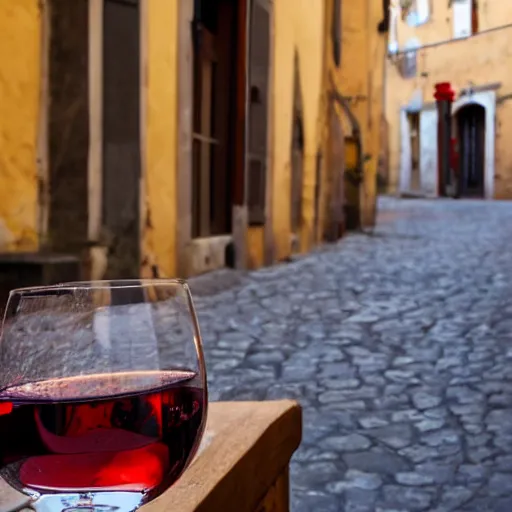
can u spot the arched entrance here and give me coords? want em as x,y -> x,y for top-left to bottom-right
290,53 -> 304,254
455,103 -> 486,198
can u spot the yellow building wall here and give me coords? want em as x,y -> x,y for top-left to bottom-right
386,8 -> 512,196
397,0 -> 512,47
0,1 -> 41,251
271,0 -> 325,261
336,0 -> 386,228
141,0 -> 178,278
247,227 -> 265,270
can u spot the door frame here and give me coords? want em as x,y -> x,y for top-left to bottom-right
455,103 -> 486,198
177,0 -> 266,276
451,90 -> 496,199
399,107 -> 413,194
419,105 -> 438,196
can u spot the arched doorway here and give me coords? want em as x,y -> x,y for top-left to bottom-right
290,53 -> 304,254
455,103 -> 486,198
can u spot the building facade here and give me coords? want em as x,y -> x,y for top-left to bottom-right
384,0 -> 512,199
0,0 -> 385,281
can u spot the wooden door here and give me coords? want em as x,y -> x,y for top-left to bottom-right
314,151 -> 322,242
48,0 -> 89,254
192,0 -> 237,237
102,0 -> 141,279
344,136 -> 361,230
192,26 -> 218,237
290,55 -> 304,239
457,104 -> 485,198
408,112 -> 421,191
325,106 -> 345,241
247,0 -> 271,226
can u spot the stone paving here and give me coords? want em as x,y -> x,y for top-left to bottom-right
190,197 -> 512,512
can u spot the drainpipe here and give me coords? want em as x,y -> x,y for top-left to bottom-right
434,82 -> 455,197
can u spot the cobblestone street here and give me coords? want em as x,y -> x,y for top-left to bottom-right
190,197 -> 512,512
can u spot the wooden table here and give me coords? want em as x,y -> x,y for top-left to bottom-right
1,400 -> 302,512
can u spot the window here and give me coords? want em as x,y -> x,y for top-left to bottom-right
332,0 -> 341,66
400,39 -> 420,78
472,0 -> 479,34
378,0 -> 390,33
452,0 -> 472,39
404,0 -> 430,27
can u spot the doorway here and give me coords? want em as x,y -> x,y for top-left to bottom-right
102,0 -> 141,278
47,0 -> 89,255
247,0 -> 271,227
456,103 -> 485,198
407,112 -> 421,192
191,0 -> 238,238
324,105 -> 345,241
290,56 -> 304,253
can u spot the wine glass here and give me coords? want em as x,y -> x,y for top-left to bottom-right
0,280 -> 207,512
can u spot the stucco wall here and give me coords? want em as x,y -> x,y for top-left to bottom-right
396,0 -> 512,48
336,0 -> 386,227
386,3 -> 512,198
385,27 -> 512,197
271,0 -> 325,261
141,0 -> 178,278
0,1 -> 41,251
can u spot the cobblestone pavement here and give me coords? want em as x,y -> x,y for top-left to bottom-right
190,197 -> 512,512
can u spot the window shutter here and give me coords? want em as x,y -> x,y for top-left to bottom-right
247,0 -> 271,226
452,0 -> 471,39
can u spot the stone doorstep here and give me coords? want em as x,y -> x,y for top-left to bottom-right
185,235 -> 233,277
399,191 -> 437,199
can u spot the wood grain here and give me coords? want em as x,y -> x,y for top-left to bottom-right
144,399 -> 302,512
255,468 -> 289,512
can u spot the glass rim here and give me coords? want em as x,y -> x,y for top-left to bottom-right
8,278 -> 190,296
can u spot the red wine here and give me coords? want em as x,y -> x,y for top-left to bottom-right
0,371 -> 206,497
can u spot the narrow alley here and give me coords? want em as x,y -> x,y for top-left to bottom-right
190,197 -> 512,512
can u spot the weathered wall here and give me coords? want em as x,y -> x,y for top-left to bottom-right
271,0 -> 325,261
335,0 -> 386,228
141,0 -> 179,278
385,28 -> 512,196
396,0 -> 512,47
0,1 -> 41,251
386,2 -> 512,197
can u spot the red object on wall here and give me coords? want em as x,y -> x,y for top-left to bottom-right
434,82 -> 455,103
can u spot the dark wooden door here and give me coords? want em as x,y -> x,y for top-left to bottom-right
457,104 -> 485,198
192,0 -> 237,237
290,55 -> 304,238
291,117 -> 304,236
192,25 -> 218,237
344,135 -> 361,230
247,0 -> 271,226
325,106 -> 345,241
102,0 -> 141,279
314,151 -> 322,242
48,0 -> 89,255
